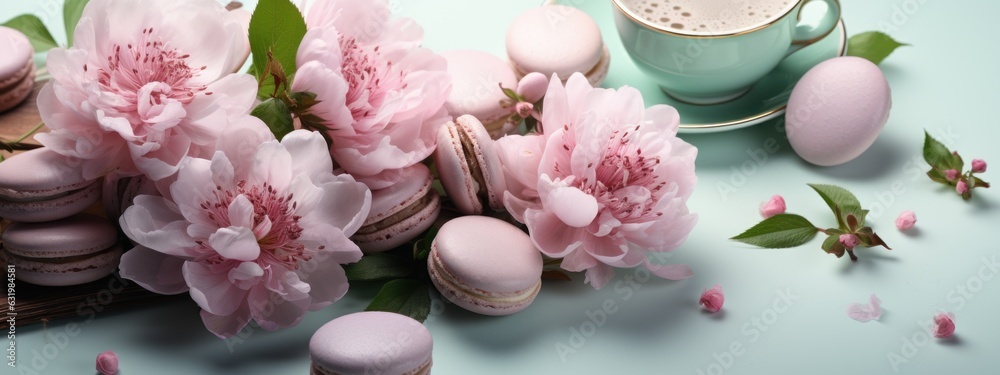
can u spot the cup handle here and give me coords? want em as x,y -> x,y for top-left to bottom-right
786,0 -> 841,56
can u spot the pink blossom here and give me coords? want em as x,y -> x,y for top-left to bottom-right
972,159 -> 987,173
759,195 -> 786,218
895,210 -> 916,231
945,169 -> 960,181
35,0 -> 255,181
846,294 -> 882,322
497,73 -> 698,290
292,0 -> 450,190
96,350 -> 118,375
932,312 -> 956,338
956,180 -> 969,194
515,102 -> 534,118
699,285 -> 724,313
516,72 -> 549,104
118,121 -> 372,338
839,234 -> 859,249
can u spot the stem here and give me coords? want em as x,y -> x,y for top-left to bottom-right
817,228 -> 832,236
13,122 -> 45,144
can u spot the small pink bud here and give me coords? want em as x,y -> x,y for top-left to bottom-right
759,195 -> 786,218
956,180 -> 969,195
96,351 -> 119,375
932,312 -> 955,338
944,169 -> 960,181
895,210 -> 916,231
515,101 -> 534,118
972,159 -> 987,173
516,72 -> 548,103
699,284 -> 724,313
839,234 -> 859,249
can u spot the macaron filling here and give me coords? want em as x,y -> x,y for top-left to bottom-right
455,124 -> 492,210
428,245 -> 542,307
0,178 -> 98,203
310,357 -> 432,375
354,189 -> 436,236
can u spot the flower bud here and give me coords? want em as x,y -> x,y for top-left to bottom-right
895,210 -> 916,231
932,312 -> 955,338
839,234 -> 859,249
945,169 -> 960,181
96,351 -> 119,375
759,195 -> 786,218
956,180 -> 969,194
515,101 -> 534,118
699,284 -> 724,313
516,72 -> 549,103
972,159 -> 987,173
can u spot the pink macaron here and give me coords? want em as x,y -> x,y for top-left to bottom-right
310,311 -> 433,375
2,213 -> 122,286
0,26 -> 35,113
102,172 -> 158,221
428,216 -> 542,316
351,164 -> 441,253
0,147 -> 101,222
434,115 -> 507,215
442,50 -> 519,138
506,5 -> 610,87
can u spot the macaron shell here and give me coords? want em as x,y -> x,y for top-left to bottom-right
0,62 -> 35,113
429,250 -> 540,316
352,164 -> 441,253
4,246 -> 122,287
3,214 -> 120,257
309,311 -> 432,375
0,26 -> 33,81
507,5 -> 604,80
0,147 -> 97,199
435,119 -> 481,214
441,50 -> 517,126
0,180 -> 101,222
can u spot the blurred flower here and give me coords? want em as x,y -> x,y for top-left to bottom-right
932,312 -> 955,338
759,195 -> 786,218
846,294 -> 882,322
945,169 -> 960,181
956,180 -> 969,195
699,284 -> 724,313
292,0 -> 450,190
119,121 -> 372,338
839,234 -> 859,249
36,0 -> 255,181
895,210 -> 916,231
972,159 -> 987,174
96,350 -> 118,375
497,73 -> 698,290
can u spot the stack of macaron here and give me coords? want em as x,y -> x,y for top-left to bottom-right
442,50 -> 520,139
351,163 -> 442,253
0,148 -> 121,286
0,26 -> 35,113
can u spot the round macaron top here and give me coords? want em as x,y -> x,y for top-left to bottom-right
442,50 -> 517,124
2,213 -> 119,258
433,216 -> 542,294
506,5 -> 604,79
310,311 -> 432,375
0,148 -> 95,200
367,163 -> 433,221
0,26 -> 33,79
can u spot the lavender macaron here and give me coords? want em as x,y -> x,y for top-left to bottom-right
0,148 -> 101,222
310,311 -> 433,375
102,172 -> 159,221
428,216 -> 542,316
2,213 -> 122,286
351,164 -> 441,253
0,26 -> 34,113
434,115 -> 507,215
441,50 -> 518,138
506,5 -> 610,86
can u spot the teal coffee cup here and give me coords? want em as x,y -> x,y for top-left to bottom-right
612,0 -> 841,104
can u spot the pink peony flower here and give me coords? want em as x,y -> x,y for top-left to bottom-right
118,120 -> 372,338
846,294 -> 882,322
497,73 -> 698,290
945,169 -> 960,181
839,234 -> 859,249
699,284 -> 724,313
292,0 -> 451,190
895,210 -> 916,231
35,0 -> 255,181
932,312 -> 956,338
972,159 -> 987,173
956,180 -> 969,195
96,350 -> 118,375
759,195 -> 786,218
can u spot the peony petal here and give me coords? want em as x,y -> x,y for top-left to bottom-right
200,305 -> 251,339
249,140 -> 294,192
280,130 -> 334,180
118,245 -> 189,294
846,294 -> 882,322
247,286 -> 310,332
524,209 -> 582,258
646,261 -> 694,280
208,226 -> 260,262
548,185 -> 598,228
298,256 -> 351,310
227,195 -> 255,229
183,261 -> 247,316
583,263 -> 616,290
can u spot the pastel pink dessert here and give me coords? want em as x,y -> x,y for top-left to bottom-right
506,5 -> 610,87
310,311 -> 432,375
442,50 -> 519,138
351,164 -> 441,253
434,115 -> 507,215
428,216 -> 542,316
102,172 -> 159,221
0,148 -> 101,222
2,213 -> 122,286
0,26 -> 35,113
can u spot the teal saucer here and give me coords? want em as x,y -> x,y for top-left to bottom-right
558,0 -> 847,134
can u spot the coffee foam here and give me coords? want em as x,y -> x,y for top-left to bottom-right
621,0 -> 793,33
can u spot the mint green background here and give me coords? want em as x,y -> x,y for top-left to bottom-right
6,0 -> 1000,374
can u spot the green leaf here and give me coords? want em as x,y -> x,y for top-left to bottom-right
250,98 -> 294,140
923,131 -> 962,171
926,169 -> 950,184
412,224 -> 440,263
731,214 -> 819,249
501,86 -> 522,102
973,176 -> 991,189
63,0 -> 89,45
365,279 -> 432,322
344,253 -> 413,282
248,0 -> 307,98
821,234 -> 845,258
847,31 -> 907,65
2,15 -> 59,52
808,184 -> 866,226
